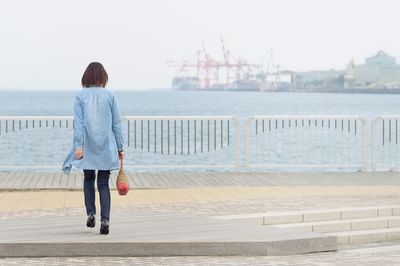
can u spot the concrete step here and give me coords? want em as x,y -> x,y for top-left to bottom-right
0,210 -> 337,257
212,206 -> 400,225
272,216 -> 400,233
213,206 -> 400,247
327,227 -> 400,245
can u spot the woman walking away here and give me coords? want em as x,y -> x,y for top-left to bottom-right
62,62 -> 125,235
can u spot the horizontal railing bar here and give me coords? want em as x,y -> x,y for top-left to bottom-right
373,165 -> 399,168
124,164 -> 236,168
0,165 -> 68,169
0,116 -> 74,120
0,164 -> 236,169
249,115 -> 365,120
248,163 -> 362,168
124,115 -> 238,120
0,116 -> 239,120
0,115 -> 365,122
373,115 -> 400,119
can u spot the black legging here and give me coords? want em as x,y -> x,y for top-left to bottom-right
83,169 -> 111,222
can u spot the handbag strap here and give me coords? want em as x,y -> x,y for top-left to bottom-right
120,157 -> 124,170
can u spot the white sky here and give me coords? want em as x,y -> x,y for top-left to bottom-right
0,0 -> 399,90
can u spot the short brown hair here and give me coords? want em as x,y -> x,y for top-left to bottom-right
81,62 -> 109,88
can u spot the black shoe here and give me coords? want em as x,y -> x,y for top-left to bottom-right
100,220 -> 109,235
86,214 -> 95,228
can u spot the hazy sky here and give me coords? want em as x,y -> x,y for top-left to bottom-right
1,0 -> 399,90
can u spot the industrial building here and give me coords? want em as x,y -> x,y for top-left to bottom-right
344,51 -> 400,89
293,70 -> 344,91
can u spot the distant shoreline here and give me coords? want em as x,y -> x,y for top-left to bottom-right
170,88 -> 400,95
2,88 -> 400,95
291,88 -> 400,95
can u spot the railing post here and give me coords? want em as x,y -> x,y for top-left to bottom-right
233,117 -> 241,172
244,117 -> 253,170
360,117 -> 369,172
371,117 -> 379,172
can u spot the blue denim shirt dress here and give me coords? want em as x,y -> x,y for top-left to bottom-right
62,87 -> 124,174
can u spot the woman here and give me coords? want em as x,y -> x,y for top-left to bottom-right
62,62 -> 125,235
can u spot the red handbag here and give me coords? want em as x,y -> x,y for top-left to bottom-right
116,159 -> 129,195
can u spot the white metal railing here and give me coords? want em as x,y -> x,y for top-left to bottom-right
122,116 -> 241,170
371,116 -> 400,171
0,116 -> 241,171
244,115 -> 368,171
0,116 -> 75,169
4,115 -> 400,172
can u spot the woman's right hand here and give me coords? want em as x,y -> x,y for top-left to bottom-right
118,150 -> 125,161
75,148 -> 84,159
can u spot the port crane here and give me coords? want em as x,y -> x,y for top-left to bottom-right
167,39 -> 260,89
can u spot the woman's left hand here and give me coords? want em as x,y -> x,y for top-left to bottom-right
118,150 -> 125,161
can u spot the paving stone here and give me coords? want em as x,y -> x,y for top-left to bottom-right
304,211 -> 341,222
349,232 -> 387,244
389,219 -> 400,228
351,219 -> 388,231
313,222 -> 351,233
342,209 -> 379,220
263,214 -> 304,225
393,207 -> 400,216
336,235 -> 350,245
378,208 -> 393,217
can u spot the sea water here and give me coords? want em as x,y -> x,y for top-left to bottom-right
1,90 -> 399,172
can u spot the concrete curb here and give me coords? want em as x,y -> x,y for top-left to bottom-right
0,237 -> 337,257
